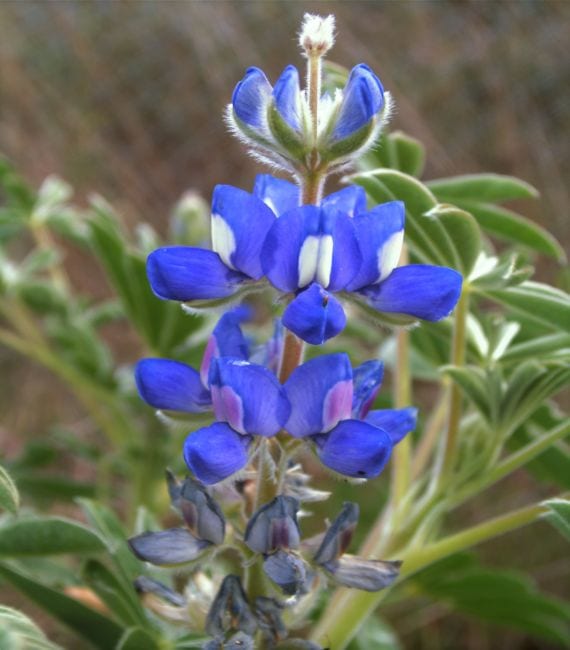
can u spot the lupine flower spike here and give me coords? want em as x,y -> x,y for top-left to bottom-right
129,13 -> 466,649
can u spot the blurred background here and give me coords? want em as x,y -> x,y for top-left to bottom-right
0,1 -> 568,648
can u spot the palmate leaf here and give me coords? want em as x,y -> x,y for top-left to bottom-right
349,169 -> 482,275
413,553 -> 570,646
0,562 -> 124,649
88,197 -> 201,355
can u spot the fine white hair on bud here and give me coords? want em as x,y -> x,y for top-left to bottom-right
299,13 -> 335,58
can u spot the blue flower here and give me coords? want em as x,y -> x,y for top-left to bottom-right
146,175 -> 462,346
183,357 -> 291,484
135,308 -> 250,414
182,351 -> 416,485
258,178 -> 463,344
283,353 -> 417,478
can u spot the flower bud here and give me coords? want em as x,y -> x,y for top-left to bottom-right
179,477 -> 226,545
255,597 -> 287,643
205,575 -> 257,638
263,549 -> 311,596
244,495 -> 301,554
323,556 -> 401,592
128,528 -> 210,566
313,502 -> 359,565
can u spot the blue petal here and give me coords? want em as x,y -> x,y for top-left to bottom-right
347,201 -> 405,290
365,407 -> 418,445
147,247 -> 247,301
262,205 -> 360,292
358,265 -> 463,321
261,205 -> 321,292
273,65 -> 302,131
135,359 -> 211,412
282,284 -> 347,345
209,358 -> 290,437
200,308 -> 251,386
333,64 -> 384,140
253,174 -> 299,217
327,208 -> 362,291
315,419 -> 393,478
322,186 -> 367,218
211,185 -> 276,279
284,353 -> 353,438
352,360 -> 384,419
183,422 -> 252,485
232,67 -> 272,129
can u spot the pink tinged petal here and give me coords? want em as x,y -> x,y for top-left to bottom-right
200,336 -> 217,387
209,358 -> 291,437
211,385 -> 245,434
284,353 -> 353,438
323,380 -> 354,432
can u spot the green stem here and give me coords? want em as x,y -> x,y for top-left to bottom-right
438,288 -> 469,483
391,247 -> 412,511
412,388 -> 448,479
311,499 -> 549,648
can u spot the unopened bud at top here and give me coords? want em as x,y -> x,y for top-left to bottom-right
299,14 -> 335,58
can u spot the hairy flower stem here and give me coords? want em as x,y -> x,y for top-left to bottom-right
310,498 -> 551,648
278,329 -> 305,383
307,54 -> 321,143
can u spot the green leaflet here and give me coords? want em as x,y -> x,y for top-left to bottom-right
347,616 -> 401,650
543,499 -> 570,542
0,563 -> 124,649
349,168 -> 482,274
478,281 -> 570,332
88,197 -> 201,355
0,517 -> 105,557
426,173 -> 539,203
0,606 -> 62,650
0,464 -> 19,515
413,554 -> 570,646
